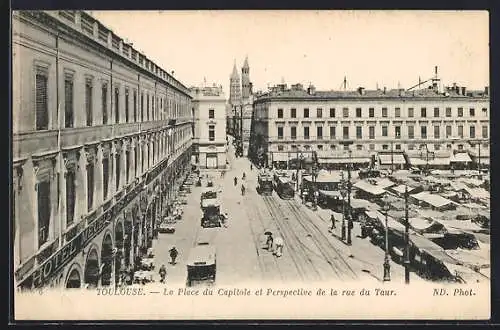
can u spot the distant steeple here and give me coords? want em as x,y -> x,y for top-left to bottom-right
231,60 -> 239,79
241,56 -> 251,100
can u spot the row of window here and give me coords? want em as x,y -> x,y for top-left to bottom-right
274,142 -> 488,152
27,128 -> 191,248
34,67 -> 189,131
275,106 -> 488,120
276,125 -> 489,140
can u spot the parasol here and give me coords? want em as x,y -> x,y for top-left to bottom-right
264,230 -> 273,236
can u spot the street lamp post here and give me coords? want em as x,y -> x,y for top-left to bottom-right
340,172 -> 347,241
404,185 -> 410,284
383,195 -> 391,282
391,141 -> 394,173
346,160 -> 353,245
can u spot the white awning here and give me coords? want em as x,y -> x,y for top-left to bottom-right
450,153 -> 472,163
379,154 -> 406,165
354,181 -> 387,196
318,157 -> 370,164
409,158 -> 427,166
430,158 -> 450,165
271,153 -> 289,162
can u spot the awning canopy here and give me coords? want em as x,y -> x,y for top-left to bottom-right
411,191 -> 454,209
379,154 -> 406,165
271,153 -> 289,162
430,158 -> 451,165
391,184 -> 418,194
450,153 -> 472,163
318,157 -> 370,164
409,158 -> 427,166
354,180 -> 387,196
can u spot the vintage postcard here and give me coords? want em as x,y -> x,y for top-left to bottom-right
12,10 -> 490,320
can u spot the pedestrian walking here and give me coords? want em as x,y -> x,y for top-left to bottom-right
159,264 -> 167,283
241,183 -> 246,196
250,164 -> 253,171
169,247 -> 178,265
273,236 -> 284,257
234,177 -> 238,186
266,233 -> 274,251
330,214 -> 336,229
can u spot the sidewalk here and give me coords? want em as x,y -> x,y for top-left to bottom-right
150,175 -> 204,285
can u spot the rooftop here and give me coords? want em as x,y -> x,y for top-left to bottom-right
30,11 -> 191,95
255,83 -> 489,101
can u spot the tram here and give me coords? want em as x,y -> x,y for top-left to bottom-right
257,171 -> 274,195
273,171 -> 295,199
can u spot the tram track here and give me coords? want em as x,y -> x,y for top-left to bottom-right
243,190 -> 285,282
284,200 -> 358,281
263,196 -> 323,282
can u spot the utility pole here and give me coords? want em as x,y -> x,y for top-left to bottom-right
347,161 -> 352,245
404,185 -> 410,284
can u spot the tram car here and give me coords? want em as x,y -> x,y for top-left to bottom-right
257,172 -> 274,195
273,171 -> 295,199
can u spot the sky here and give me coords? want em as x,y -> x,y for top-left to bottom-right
90,10 -> 489,97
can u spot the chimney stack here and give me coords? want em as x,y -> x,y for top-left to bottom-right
357,87 -> 365,95
383,86 -> 386,94
307,85 -> 316,95
461,87 -> 466,96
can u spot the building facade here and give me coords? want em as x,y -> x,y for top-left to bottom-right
250,82 -> 489,170
227,57 -> 253,157
191,84 -> 227,169
13,11 -> 193,290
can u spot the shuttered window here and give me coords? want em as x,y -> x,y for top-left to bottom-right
134,148 -> 138,177
141,93 -> 144,122
35,73 -> 49,130
64,77 -> 74,128
152,97 -> 155,121
114,87 -> 120,123
125,151 -> 130,183
115,154 -> 121,191
103,157 -> 109,200
125,89 -> 129,123
102,84 -> 108,124
66,170 -> 76,226
85,79 -> 93,126
133,90 -> 137,122
37,180 -> 51,247
87,164 -> 94,211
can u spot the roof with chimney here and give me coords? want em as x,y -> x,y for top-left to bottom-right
254,84 -> 489,102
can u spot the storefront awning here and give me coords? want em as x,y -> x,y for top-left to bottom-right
318,157 -> 370,164
430,158 -> 450,165
354,180 -> 387,196
450,153 -> 472,163
379,154 -> 406,165
271,153 -> 289,162
409,158 -> 427,166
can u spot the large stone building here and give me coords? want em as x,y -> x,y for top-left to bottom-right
250,77 -> 489,170
227,57 -> 254,157
190,84 -> 227,169
13,11 -> 193,290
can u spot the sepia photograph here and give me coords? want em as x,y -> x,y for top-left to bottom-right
12,10 -> 490,320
